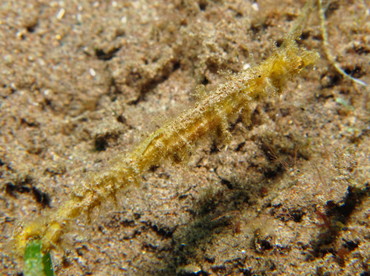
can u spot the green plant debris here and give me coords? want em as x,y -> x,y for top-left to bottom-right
335,97 -> 354,110
24,239 -> 55,276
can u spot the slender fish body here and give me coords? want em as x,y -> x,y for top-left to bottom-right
14,28 -> 318,254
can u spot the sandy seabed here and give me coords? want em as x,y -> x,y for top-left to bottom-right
0,0 -> 369,275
